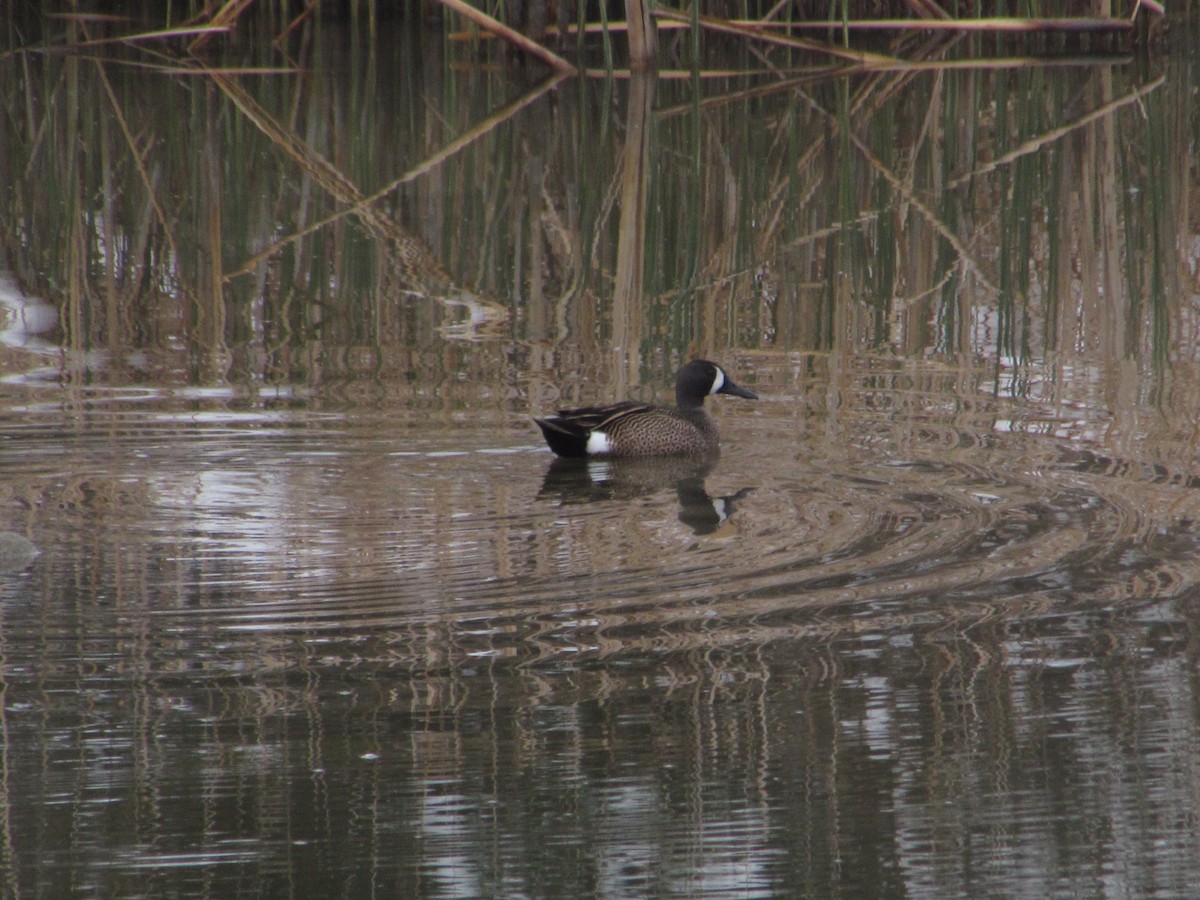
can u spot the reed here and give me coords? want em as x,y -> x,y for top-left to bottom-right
5,1 -> 1167,75
0,3 -> 1187,395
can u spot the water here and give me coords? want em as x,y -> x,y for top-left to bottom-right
3,10 -> 1200,898
5,358 -> 1199,897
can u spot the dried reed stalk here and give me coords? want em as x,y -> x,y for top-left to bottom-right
434,0 -> 577,73
650,8 -> 899,65
451,12 -> 1144,43
189,0 -> 256,51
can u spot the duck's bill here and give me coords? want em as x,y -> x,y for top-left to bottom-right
719,380 -> 758,400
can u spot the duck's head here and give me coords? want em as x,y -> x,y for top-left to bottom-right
677,360 -> 758,409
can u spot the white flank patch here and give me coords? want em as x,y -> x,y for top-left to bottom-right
709,367 -> 725,394
586,431 -> 612,455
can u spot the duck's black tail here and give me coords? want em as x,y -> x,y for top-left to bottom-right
534,417 -> 590,457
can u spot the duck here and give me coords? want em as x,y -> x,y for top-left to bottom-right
534,359 -> 758,457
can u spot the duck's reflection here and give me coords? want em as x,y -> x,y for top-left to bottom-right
539,456 -> 752,535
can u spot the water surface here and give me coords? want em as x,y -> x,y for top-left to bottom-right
2,12 -> 1200,898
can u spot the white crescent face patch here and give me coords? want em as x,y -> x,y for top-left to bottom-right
709,367 -> 725,395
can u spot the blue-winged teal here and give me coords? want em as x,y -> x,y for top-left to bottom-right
534,359 -> 758,457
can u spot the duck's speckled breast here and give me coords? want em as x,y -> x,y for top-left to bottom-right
606,407 -> 719,456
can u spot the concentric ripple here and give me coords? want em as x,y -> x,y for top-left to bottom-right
3,368 -> 1199,678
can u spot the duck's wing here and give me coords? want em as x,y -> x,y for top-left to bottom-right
560,401 -> 653,432
539,401 -> 649,431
